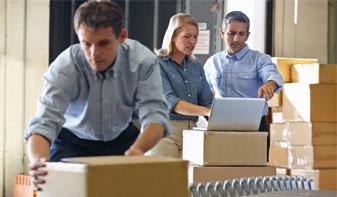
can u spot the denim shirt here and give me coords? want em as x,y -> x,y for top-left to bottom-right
159,56 -> 213,121
204,45 -> 283,115
25,39 -> 170,143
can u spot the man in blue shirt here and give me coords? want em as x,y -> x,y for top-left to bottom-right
25,1 -> 169,191
204,11 -> 283,138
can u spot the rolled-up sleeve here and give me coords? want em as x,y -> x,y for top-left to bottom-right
159,63 -> 181,111
135,58 -> 170,136
258,54 -> 284,93
24,50 -> 78,143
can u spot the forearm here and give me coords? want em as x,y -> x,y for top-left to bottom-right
173,100 -> 210,117
27,134 -> 51,163
127,123 -> 164,154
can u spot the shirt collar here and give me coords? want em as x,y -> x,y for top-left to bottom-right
93,61 -> 115,80
93,45 -> 125,80
162,55 -> 189,65
224,44 -> 249,60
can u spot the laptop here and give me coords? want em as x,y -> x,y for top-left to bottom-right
194,97 -> 265,131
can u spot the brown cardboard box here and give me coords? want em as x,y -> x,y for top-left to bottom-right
282,83 -> 337,122
270,122 -> 337,145
270,123 -> 287,142
288,145 -> 337,169
291,64 -> 337,84
276,168 -> 290,176
268,92 -> 282,107
189,165 -> 276,184
272,57 -> 318,82
271,107 -> 284,123
40,156 -> 189,197
269,142 -> 337,169
269,142 -> 289,168
291,169 -> 337,191
183,130 -> 267,166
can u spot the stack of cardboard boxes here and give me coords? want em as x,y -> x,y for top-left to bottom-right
182,130 -> 276,184
268,57 -> 337,191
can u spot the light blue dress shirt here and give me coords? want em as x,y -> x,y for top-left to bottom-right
25,39 -> 170,143
159,56 -> 213,121
204,45 -> 283,115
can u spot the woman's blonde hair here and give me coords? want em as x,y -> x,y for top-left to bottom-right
156,13 -> 198,57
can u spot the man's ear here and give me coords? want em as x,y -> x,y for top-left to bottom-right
220,27 -> 225,40
118,28 -> 128,43
246,31 -> 250,40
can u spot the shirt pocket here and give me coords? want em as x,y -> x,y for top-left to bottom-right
238,72 -> 258,93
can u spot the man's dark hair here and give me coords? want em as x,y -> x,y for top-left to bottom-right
222,11 -> 250,32
74,0 -> 124,37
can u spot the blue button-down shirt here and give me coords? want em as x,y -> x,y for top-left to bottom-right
25,39 -> 170,143
159,56 -> 213,121
204,45 -> 283,115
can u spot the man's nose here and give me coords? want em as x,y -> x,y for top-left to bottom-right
90,45 -> 100,57
233,34 -> 239,42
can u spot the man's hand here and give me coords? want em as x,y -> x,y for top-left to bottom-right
27,134 -> 51,191
204,108 -> 211,117
125,146 -> 144,156
258,80 -> 277,100
29,158 -> 48,191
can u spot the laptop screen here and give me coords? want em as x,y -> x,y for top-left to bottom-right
206,97 -> 265,131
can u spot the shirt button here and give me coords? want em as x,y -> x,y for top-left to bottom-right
184,69 -> 187,72
188,94 -> 191,97
185,80 -> 188,83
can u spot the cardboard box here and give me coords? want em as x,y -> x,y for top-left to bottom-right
276,168 -> 290,176
270,122 -> 337,145
269,142 -> 337,169
291,63 -> 337,84
282,83 -> 337,122
291,169 -> 337,191
272,57 -> 318,82
183,130 -> 267,166
270,123 -> 286,142
269,142 -> 289,168
288,145 -> 337,169
40,156 -> 189,197
268,92 -> 282,107
189,165 -> 276,184
13,174 -> 35,197
271,107 -> 284,123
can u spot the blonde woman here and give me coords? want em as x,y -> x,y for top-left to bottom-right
149,13 -> 213,158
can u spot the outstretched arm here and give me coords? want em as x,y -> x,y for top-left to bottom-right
173,100 -> 211,117
125,123 -> 164,155
27,134 -> 51,191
